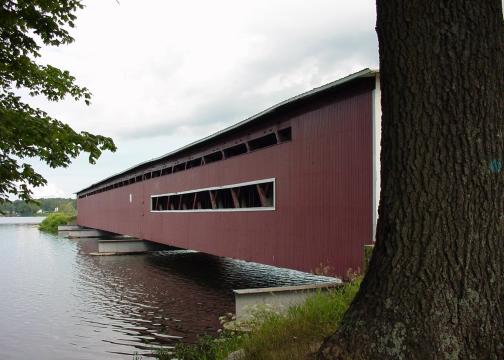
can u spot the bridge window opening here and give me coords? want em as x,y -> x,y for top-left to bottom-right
248,133 -> 278,151
237,184 -> 261,208
258,182 -> 274,207
173,162 -> 186,173
204,151 -> 223,164
151,179 -> 275,212
152,170 -> 161,178
278,127 -> 292,142
223,143 -> 247,159
152,196 -> 168,211
129,178 -> 135,184
213,188 -> 235,209
186,157 -> 202,169
181,193 -> 195,210
161,167 -> 172,176
195,191 -> 212,209
136,175 -> 142,182
144,172 -> 152,180
168,194 -> 181,210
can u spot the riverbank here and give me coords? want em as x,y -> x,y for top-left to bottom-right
161,278 -> 360,360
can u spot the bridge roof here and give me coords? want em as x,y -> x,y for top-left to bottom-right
77,68 -> 378,194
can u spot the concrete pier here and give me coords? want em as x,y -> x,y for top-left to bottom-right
57,225 -> 82,231
57,225 -> 110,238
67,229 -> 109,238
234,282 -> 341,321
97,238 -> 158,254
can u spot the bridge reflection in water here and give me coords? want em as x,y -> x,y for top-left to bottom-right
75,238 -> 332,357
0,223 -> 333,360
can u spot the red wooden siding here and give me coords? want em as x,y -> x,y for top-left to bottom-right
77,79 -> 375,277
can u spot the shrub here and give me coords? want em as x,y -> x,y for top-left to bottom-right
39,212 -> 76,234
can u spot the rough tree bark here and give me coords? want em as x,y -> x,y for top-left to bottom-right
318,1 -> 504,359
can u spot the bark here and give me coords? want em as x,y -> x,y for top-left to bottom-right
318,1 -> 504,359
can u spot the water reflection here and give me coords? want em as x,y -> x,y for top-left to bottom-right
0,221 -> 333,359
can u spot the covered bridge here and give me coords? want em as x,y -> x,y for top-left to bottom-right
76,68 -> 381,277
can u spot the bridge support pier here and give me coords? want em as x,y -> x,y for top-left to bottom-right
58,225 -> 110,238
97,238 -> 157,254
89,237 -> 169,255
233,282 -> 341,322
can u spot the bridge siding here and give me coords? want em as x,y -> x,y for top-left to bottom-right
77,80 -> 374,277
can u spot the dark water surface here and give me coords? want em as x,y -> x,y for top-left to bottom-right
0,218 -> 331,359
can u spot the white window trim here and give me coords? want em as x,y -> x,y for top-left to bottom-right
150,178 -> 276,213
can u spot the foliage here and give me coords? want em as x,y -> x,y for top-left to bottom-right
161,279 -> 360,360
0,0 -> 116,203
38,211 -> 75,233
0,197 -> 75,216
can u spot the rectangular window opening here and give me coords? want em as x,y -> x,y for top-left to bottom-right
186,158 -> 202,169
278,127 -> 292,142
150,179 -> 275,212
213,188 -> 235,209
248,133 -> 278,151
168,194 -> 181,210
223,143 -> 248,159
236,184 -> 262,208
144,172 -> 152,180
152,195 -> 168,211
152,170 -> 161,178
258,182 -> 274,207
161,167 -> 172,176
173,162 -> 186,173
204,151 -> 223,164
194,191 -> 212,209
136,175 -> 142,182
180,193 -> 195,210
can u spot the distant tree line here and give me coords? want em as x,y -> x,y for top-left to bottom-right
0,198 -> 76,216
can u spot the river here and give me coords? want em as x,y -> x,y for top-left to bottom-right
0,217 -> 331,359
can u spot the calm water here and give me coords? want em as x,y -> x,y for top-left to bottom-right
0,218 -> 331,359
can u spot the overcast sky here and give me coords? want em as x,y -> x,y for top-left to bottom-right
28,0 -> 379,198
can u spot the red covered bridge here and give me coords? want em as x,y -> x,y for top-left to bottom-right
76,69 -> 381,277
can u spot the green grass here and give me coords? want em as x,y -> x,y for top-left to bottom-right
39,212 -> 76,234
159,279 -> 360,360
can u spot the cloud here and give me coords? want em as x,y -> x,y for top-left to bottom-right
31,183 -> 70,199
19,0 -> 379,196
27,0 -> 378,139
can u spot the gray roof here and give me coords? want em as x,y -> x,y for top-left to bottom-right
77,68 -> 378,194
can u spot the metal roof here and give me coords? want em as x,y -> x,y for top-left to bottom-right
77,68 -> 378,194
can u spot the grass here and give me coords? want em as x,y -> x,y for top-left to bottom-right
39,212 -> 76,234
156,278 -> 360,360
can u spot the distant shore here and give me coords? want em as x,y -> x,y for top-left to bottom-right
0,217 -> 45,225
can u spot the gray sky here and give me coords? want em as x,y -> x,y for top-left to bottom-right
28,0 -> 378,198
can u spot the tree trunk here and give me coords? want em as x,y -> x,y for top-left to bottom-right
318,1 -> 504,359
